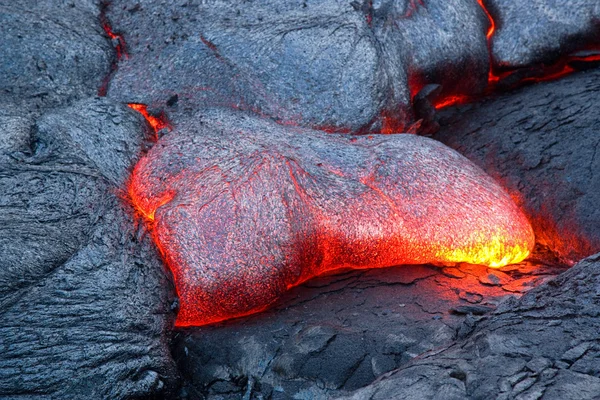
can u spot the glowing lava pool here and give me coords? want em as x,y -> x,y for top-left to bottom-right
129,109 -> 534,326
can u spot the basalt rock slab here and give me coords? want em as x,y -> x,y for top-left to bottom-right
0,0 -> 112,111
0,98 -> 177,399
340,252 -> 600,400
106,0 -> 489,131
488,0 -> 600,69
434,68 -> 600,265
130,108 -> 534,327
173,256 -> 565,399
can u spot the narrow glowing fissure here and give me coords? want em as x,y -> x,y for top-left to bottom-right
127,103 -> 172,136
98,2 -> 127,96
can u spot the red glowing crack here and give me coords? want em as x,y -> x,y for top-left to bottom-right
129,110 -> 534,327
98,2 -> 127,97
127,103 -> 171,138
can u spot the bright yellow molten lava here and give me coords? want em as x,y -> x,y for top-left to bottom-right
436,234 -> 531,268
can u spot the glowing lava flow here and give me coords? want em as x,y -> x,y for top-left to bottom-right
129,110 -> 534,326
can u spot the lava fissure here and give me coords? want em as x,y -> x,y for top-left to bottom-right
431,0 -> 600,110
98,2 -> 127,96
127,103 -> 172,138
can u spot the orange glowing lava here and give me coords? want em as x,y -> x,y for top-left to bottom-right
433,94 -> 471,110
129,113 -> 534,326
127,103 -> 172,136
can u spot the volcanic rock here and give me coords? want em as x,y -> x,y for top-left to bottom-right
434,68 -> 600,265
0,98 -> 177,399
173,258 -> 565,399
0,0 -> 112,111
488,0 -> 600,69
106,0 -> 489,131
340,252 -> 600,400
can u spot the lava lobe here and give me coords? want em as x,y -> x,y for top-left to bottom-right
130,109 -> 534,327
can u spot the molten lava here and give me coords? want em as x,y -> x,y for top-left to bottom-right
127,103 -> 171,136
129,110 -> 534,326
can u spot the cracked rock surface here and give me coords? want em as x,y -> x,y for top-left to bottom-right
340,252 -> 600,400
434,68 -> 600,265
173,254 -> 565,399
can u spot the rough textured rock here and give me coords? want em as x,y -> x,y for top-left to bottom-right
488,0 -> 600,69
0,98 -> 177,399
434,68 -> 600,265
2,1 -> 600,399
173,254 -> 565,399
340,252 -> 600,400
0,0 -> 112,111
130,108 -> 534,327
106,0 -> 489,131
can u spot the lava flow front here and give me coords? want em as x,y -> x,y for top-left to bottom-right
129,110 -> 534,327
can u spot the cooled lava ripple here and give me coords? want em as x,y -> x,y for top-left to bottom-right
129,109 -> 534,327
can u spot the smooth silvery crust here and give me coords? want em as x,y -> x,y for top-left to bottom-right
340,252 -> 600,400
488,0 -> 600,68
0,98 -> 177,399
0,0 -> 112,110
106,0 -> 490,131
130,108 -> 533,327
434,68 -> 600,265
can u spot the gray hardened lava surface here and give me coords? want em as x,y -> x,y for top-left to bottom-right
174,257 -> 567,399
0,99 -> 179,398
487,0 -> 600,68
0,0 -> 112,111
340,253 -> 600,400
1,0 -> 600,399
105,0 -> 491,131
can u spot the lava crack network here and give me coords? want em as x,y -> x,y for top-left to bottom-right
130,109 -> 534,326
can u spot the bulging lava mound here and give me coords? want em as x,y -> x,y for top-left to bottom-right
130,109 -> 534,327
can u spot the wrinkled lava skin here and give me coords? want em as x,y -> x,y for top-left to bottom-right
130,109 -> 534,326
